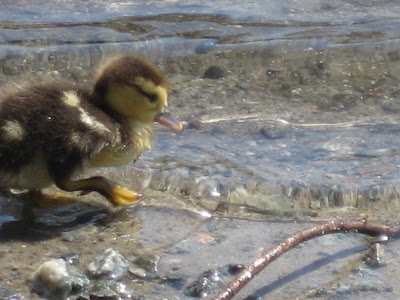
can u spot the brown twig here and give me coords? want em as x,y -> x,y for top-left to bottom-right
208,220 -> 400,300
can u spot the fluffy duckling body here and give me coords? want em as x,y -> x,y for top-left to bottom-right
0,55 -> 182,205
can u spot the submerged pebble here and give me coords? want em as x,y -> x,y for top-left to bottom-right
128,266 -> 148,279
32,258 -> 89,299
188,119 -> 203,129
365,243 -> 386,268
87,248 -> 130,280
184,269 -> 222,298
0,287 -> 22,300
68,265 -> 91,294
32,259 -> 73,299
6,296 -> 23,300
202,66 -> 227,79
159,275 -> 188,290
259,125 -> 287,139
133,253 -> 160,273
88,281 -> 135,300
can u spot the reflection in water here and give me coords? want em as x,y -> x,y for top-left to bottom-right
0,196 -> 108,236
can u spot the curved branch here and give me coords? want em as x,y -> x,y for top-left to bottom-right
209,220 -> 400,300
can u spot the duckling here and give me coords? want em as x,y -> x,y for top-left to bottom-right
0,55 -> 183,205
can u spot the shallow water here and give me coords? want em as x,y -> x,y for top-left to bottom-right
1,1 -> 400,299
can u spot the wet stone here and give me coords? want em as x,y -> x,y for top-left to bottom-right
133,253 -> 160,273
87,248 -> 130,280
259,125 -> 287,139
89,281 -> 135,300
187,177 -> 222,198
235,81 -> 248,90
188,119 -> 203,130
202,66 -> 227,79
227,264 -> 245,275
159,275 -> 188,290
32,259 -> 73,299
128,266 -> 147,279
209,126 -> 226,136
32,258 -> 89,299
68,265 -> 90,294
184,269 -> 223,298
0,287 -> 18,300
89,288 -> 118,300
5,296 -> 23,300
364,243 -> 386,268
61,252 -> 80,265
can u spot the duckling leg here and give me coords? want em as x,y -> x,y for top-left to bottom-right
27,189 -> 78,208
55,176 -> 141,205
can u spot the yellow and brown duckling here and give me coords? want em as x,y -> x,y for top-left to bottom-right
0,55 -> 183,205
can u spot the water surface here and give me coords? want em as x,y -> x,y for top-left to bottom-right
1,1 -> 400,299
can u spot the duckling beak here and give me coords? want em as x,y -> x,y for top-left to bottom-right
154,111 -> 183,132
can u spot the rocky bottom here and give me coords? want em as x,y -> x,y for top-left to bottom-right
0,187 -> 399,300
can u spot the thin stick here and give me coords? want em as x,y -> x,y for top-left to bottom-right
209,220 -> 400,300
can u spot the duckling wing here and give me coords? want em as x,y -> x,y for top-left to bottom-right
0,80 -> 117,188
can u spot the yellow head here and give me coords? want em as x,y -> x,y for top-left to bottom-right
93,55 -> 182,131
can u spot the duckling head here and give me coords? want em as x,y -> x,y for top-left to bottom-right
93,55 -> 182,131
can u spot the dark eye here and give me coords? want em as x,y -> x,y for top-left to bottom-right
147,94 -> 157,103
141,90 -> 157,103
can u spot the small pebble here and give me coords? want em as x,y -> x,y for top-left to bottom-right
159,275 -> 187,290
90,288 -> 118,300
32,259 -> 72,299
188,119 -> 203,129
203,66 -> 227,79
87,248 -> 130,280
133,253 -> 160,273
184,269 -> 222,297
0,287 -> 21,300
365,243 -> 386,268
227,264 -> 245,275
6,297 -> 23,300
68,265 -> 90,293
89,281 -> 135,300
128,266 -> 147,279
259,125 -> 287,139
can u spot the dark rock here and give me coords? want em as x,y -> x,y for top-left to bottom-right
203,66 -> 227,79
259,125 -> 287,139
210,126 -> 225,136
227,264 -> 245,275
188,119 -> 203,130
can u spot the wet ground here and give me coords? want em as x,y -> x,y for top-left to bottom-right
1,0 -> 400,299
